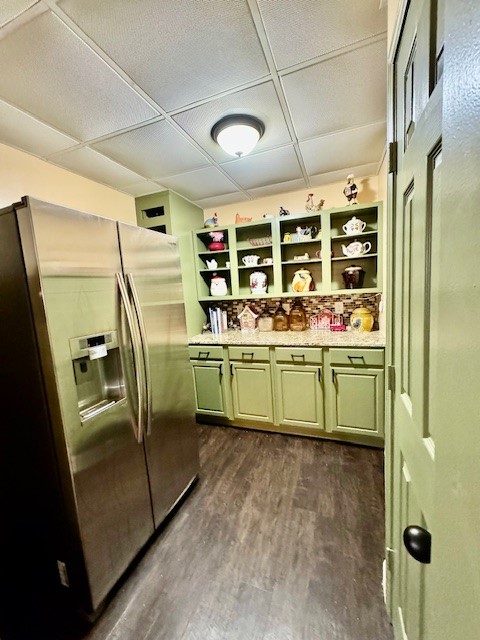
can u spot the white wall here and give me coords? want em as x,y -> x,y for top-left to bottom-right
204,174 -> 379,225
0,142 -> 136,223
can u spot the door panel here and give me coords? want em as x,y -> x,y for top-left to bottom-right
276,365 -> 324,429
191,361 -> 226,414
231,363 -> 273,422
331,367 -> 384,436
117,223 -> 199,528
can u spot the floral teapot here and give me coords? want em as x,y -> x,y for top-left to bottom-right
341,239 -> 372,258
342,216 -> 366,236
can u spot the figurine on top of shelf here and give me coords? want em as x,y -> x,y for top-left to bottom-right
343,174 -> 358,205
204,212 -> 218,227
235,213 -> 252,224
279,206 -> 290,216
305,193 -> 325,212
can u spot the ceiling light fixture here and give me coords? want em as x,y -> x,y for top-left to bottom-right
211,115 -> 265,158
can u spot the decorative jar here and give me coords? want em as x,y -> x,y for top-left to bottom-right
341,264 -> 365,289
292,268 -> 314,293
249,271 -> 268,294
258,310 -> 274,332
273,305 -> 289,331
210,273 -> 228,296
350,307 -> 374,332
289,300 -> 307,331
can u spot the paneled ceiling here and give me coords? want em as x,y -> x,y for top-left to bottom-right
0,1 -> 387,209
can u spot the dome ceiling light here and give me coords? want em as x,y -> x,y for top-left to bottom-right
211,115 -> 265,158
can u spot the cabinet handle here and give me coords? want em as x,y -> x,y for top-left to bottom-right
219,364 -> 223,377
230,363 -> 234,376
318,367 -> 322,382
332,369 -> 336,383
347,355 -> 365,363
242,352 -> 254,360
198,351 -> 210,359
291,354 -> 305,362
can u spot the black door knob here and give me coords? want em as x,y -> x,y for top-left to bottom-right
403,525 -> 431,564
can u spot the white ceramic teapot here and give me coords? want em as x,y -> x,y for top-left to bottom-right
342,216 -> 366,235
341,239 -> 371,258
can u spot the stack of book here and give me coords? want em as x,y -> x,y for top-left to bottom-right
209,307 -> 228,334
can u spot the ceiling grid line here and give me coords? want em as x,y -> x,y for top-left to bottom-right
0,0 -> 388,205
246,0 -> 310,187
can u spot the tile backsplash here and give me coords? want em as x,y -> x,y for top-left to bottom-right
204,293 -> 381,331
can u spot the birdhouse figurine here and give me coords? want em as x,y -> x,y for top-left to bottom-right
237,304 -> 259,333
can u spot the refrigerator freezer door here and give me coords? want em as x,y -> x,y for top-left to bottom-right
117,223 -> 199,527
21,199 -> 155,613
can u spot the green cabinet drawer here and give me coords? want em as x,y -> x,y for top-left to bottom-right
188,345 -> 224,360
228,346 -> 270,361
275,347 -> 323,365
329,348 -> 384,367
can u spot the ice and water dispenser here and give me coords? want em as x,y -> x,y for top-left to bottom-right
70,332 -> 125,423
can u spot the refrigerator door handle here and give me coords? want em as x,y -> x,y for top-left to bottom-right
116,272 -> 145,443
126,273 -> 152,437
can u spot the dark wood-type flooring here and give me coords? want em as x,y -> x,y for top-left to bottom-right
18,425 -> 394,640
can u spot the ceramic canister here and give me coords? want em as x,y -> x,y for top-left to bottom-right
350,307 -> 374,332
210,273 -> 228,296
249,271 -> 268,294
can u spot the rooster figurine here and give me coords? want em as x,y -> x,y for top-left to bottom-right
305,193 -> 325,213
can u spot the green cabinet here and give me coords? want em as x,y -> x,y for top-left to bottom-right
274,346 -> 325,430
189,344 -> 385,447
327,348 -> 385,439
230,362 -> 274,423
192,201 -> 382,305
228,346 -> 273,423
189,346 -> 230,418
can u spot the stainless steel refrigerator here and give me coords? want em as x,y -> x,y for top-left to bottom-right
0,196 -> 199,622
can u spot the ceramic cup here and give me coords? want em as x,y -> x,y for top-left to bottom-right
242,255 -> 260,266
262,258 -> 273,265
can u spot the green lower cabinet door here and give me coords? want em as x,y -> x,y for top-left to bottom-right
330,367 -> 384,437
231,362 -> 273,423
191,361 -> 226,416
275,364 -> 324,429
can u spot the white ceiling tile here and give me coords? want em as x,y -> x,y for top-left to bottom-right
92,120 -> 210,179
173,82 -> 292,162
221,146 -> 303,190
51,147 -> 145,189
0,10 -> 158,141
159,167 -> 239,201
300,123 -> 386,176
195,192 -> 249,210
0,99 -> 78,156
258,0 -> 387,70
283,39 -> 387,139
120,181 -> 167,198
0,1 -> 39,28
58,0 -> 269,111
246,178 -> 308,201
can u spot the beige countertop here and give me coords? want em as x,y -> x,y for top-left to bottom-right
188,329 -> 386,348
